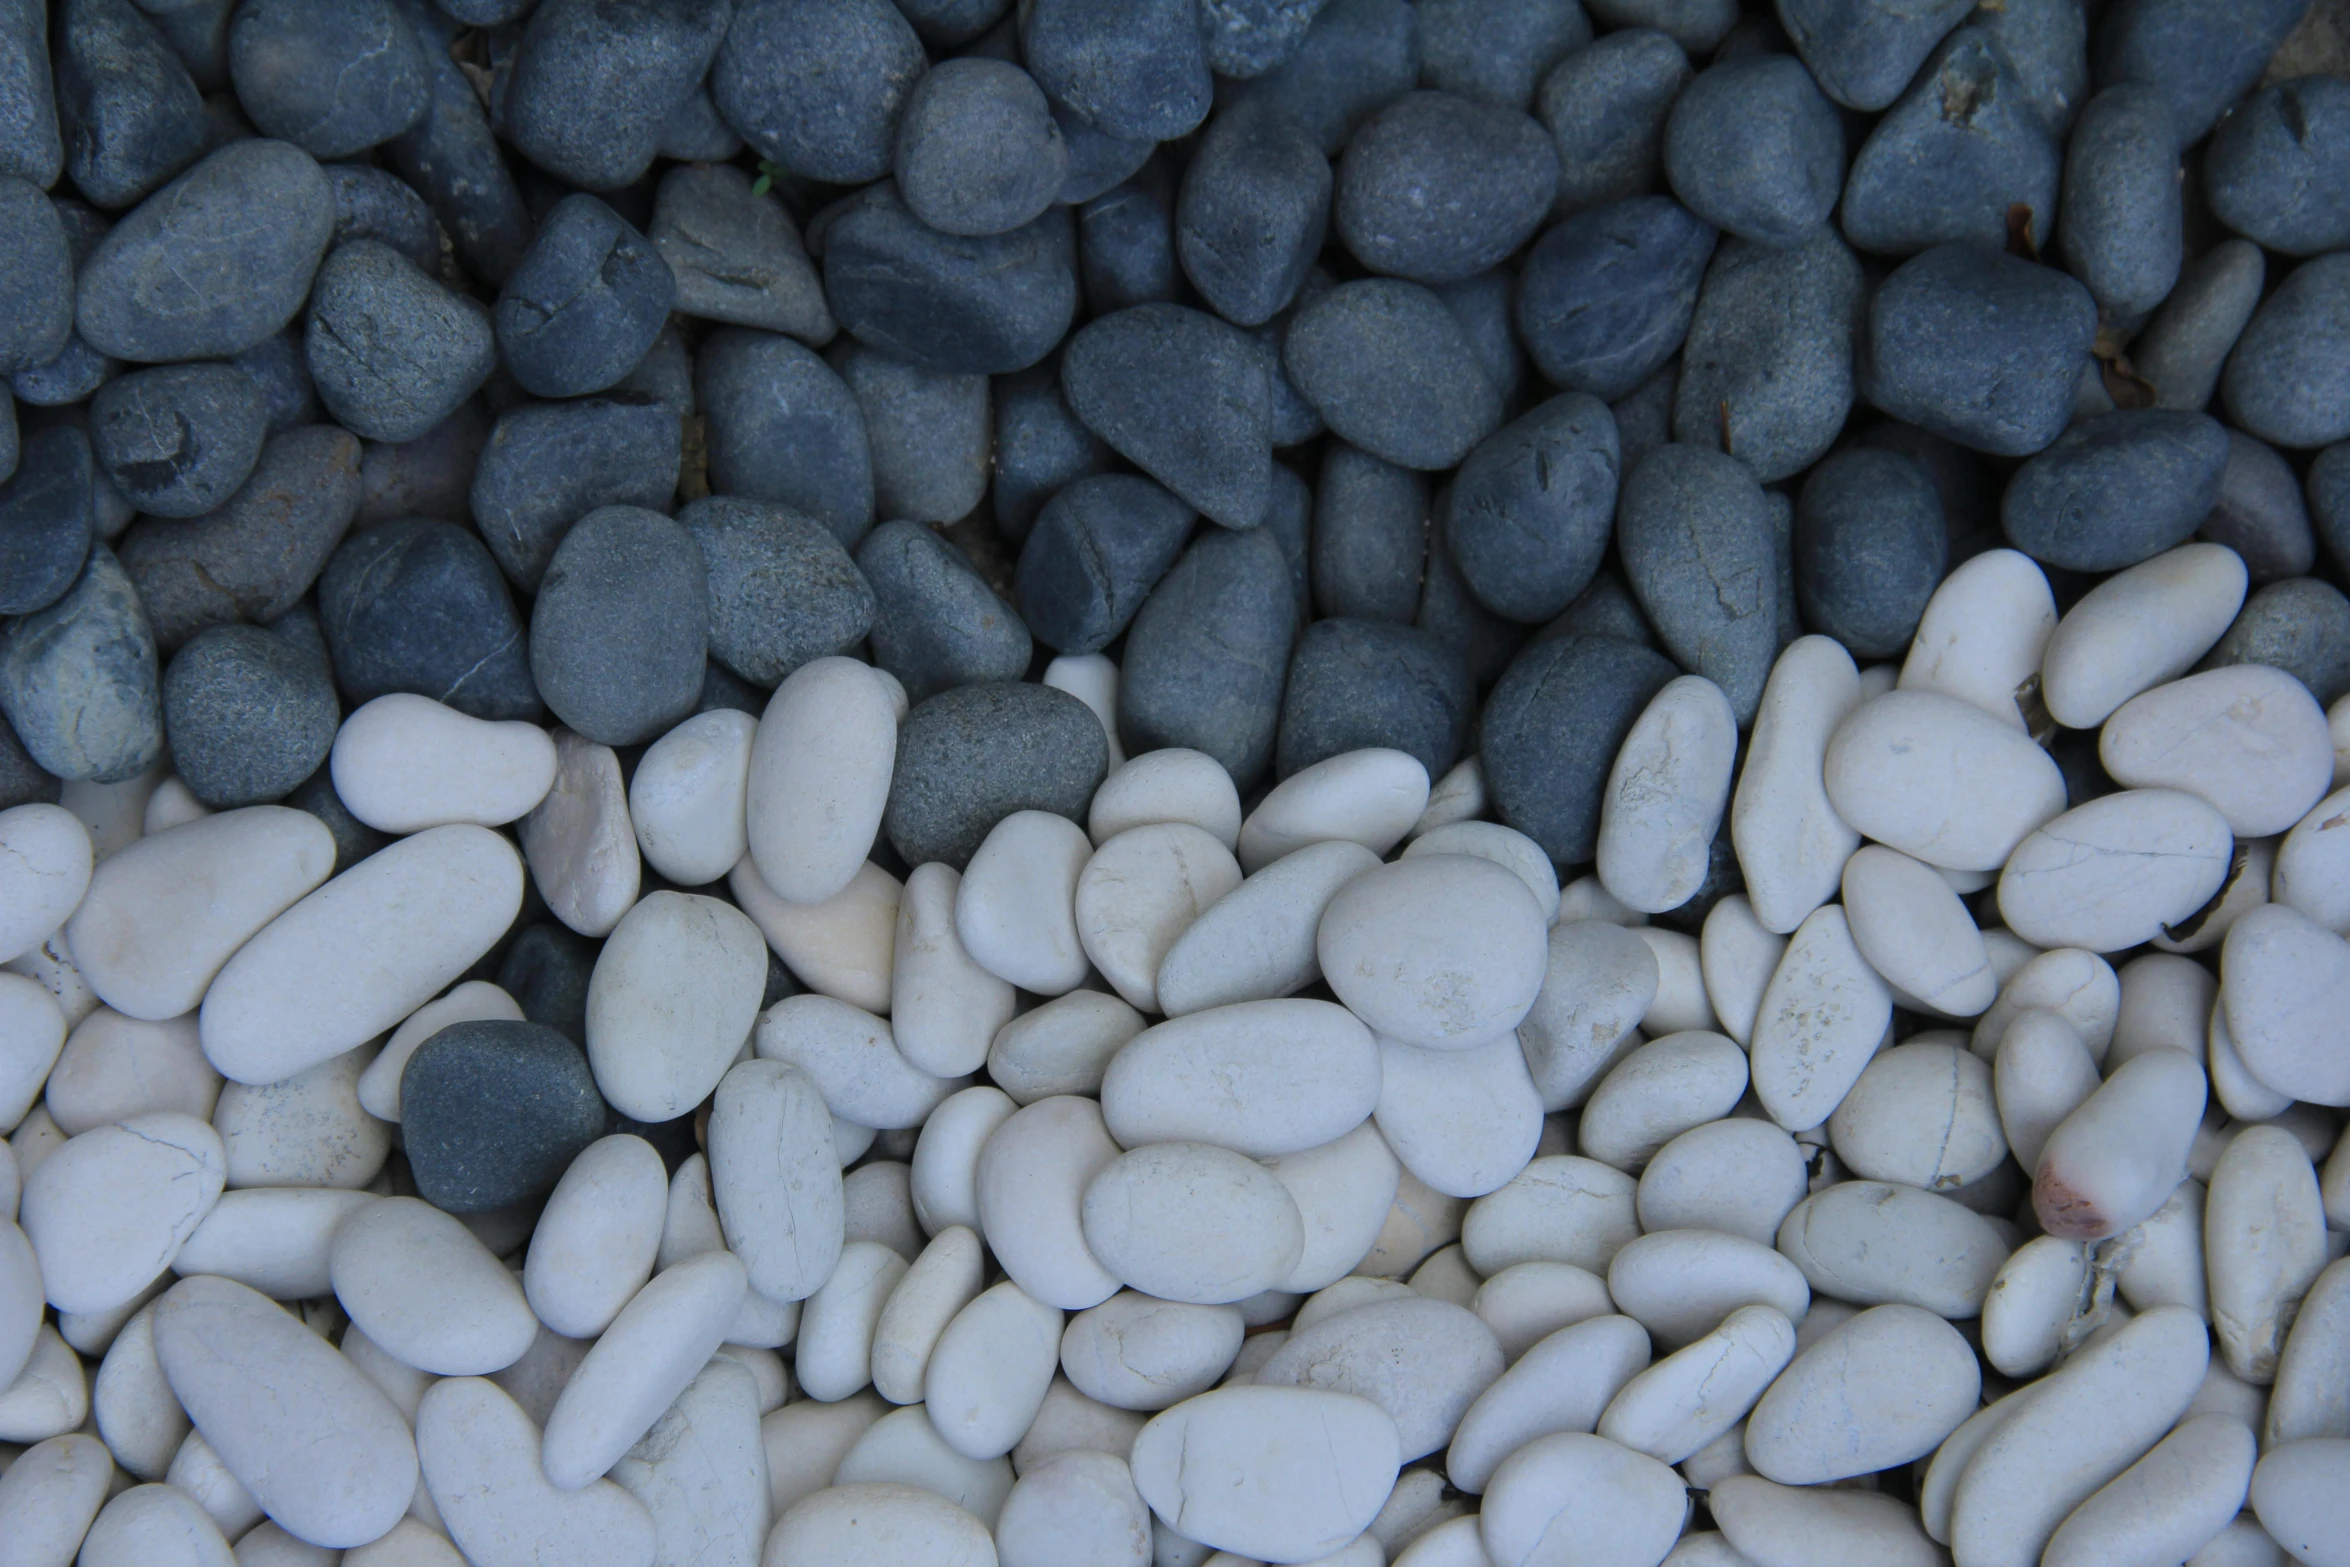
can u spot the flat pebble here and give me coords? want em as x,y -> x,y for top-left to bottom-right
1823,690 -> 2067,871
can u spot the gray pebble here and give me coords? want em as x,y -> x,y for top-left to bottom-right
822,184 -> 1079,376
1120,524 -> 1297,788
529,505 -> 708,747
1436,269 -> 1526,408
1063,302 -> 1273,529
656,84 -> 744,163
715,0 -> 924,184
1862,241 -> 2096,457
1233,0 -> 1419,156
896,0 -> 1011,48
1538,565 -> 1656,648
1255,301 -> 1329,448
1262,458 -> 1314,620
2001,408 -> 2231,571
883,679 -> 1109,869
0,0 -> 60,188
499,0 -> 728,190
1415,499 -> 1526,687
1860,418 -> 1999,553
2208,75 -> 2350,258
76,139 -> 334,363
1312,441 -> 1427,623
2312,442 -> 2350,577
1419,0 -> 1588,111
1584,0 -> 1735,53
1671,228 -> 1862,484
2130,239 -> 2263,414
1514,195 -> 1717,401
857,520 -> 1031,704
895,59 -> 1066,239
469,394 -> 680,590
678,496 -> 875,689
1663,55 -> 1843,250
1974,0 -> 2087,134
1284,278 -> 1502,470
1447,392 -> 1619,624
2203,577 -> 2350,705
382,0 -> 532,282
2222,253 -> 2350,450
0,426 -> 94,617
1777,0 -> 1976,111
833,343 -> 989,526
648,164 -> 833,343
225,0 -> 424,160
402,1020 -> 606,1213
495,194 -> 674,401
1481,631 -> 1679,863
0,181 -> 68,378
1841,27 -> 2062,257
1277,616 -> 1472,779
1613,358 -> 1678,473
617,324 -> 695,421
991,357 -> 1112,544
698,328 -> 874,550
88,361 -> 263,519
1051,97 -> 1156,206
117,423 -> 362,651
355,400 -> 488,528
1177,97 -> 1331,329
1022,0 -> 1211,143
2094,0 -> 2309,144
1015,473 -> 1195,655
1335,89 -> 1559,284
1080,159 -> 1182,315
0,711 -> 57,808
497,925 -> 599,1045
161,621 -> 337,806
1618,442 -> 1779,721
2201,430 -> 2315,585
305,240 -> 494,443
231,329 -> 316,437
58,0 -> 208,209
2056,84 -> 2181,323
323,164 -> 439,273
699,662 -> 766,719
150,0 -> 231,94
0,544 -> 161,783
1792,446 -> 1947,659
316,516 -> 539,721
1201,0 -> 1330,79
1537,29 -> 1692,219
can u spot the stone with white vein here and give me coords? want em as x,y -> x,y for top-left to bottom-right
329,695 -> 559,834
1598,675 -> 1738,915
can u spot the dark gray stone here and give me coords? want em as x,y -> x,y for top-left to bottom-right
58,0 -> 208,209
2001,409 -> 2231,572
1416,495 -> 1527,687
1336,90 -> 1558,284
894,59 -> 1065,240
498,924 -> 599,1045
226,0 -> 425,159
1255,302 -> 1328,449
1538,28 -> 1692,219
617,323 -> 694,420
1436,268 -> 1524,409
529,505 -> 707,747
117,423 -> 362,651
322,163 -> 439,272
648,163 -> 833,343
896,0 -> 1010,47
0,712 -> 58,808
697,328 -> 874,551
383,0 -> 532,282
2310,441 -> 2350,578
1975,0 -> 2087,134
500,0 -> 728,190
1792,446 -> 1947,659
469,394 -> 680,590
678,496 -> 875,689
656,82 -> 743,163
1862,242 -> 2097,458
1233,0 -> 1419,156
1419,0 -> 1587,111
1080,159 -> 1181,316
2094,0 -> 2311,144
76,139 -> 335,363
2223,253 -> 2350,451
991,358 -> 1111,545
857,520 -> 1031,704
402,1019 -> 607,1213
1277,617 -> 1472,778
697,660 -> 766,718
1777,0 -> 1976,111
152,0 -> 233,94
1022,0 -> 1211,143
1860,418 -> 2000,550
884,679 -> 1109,869
715,0 -> 924,184
823,185 -> 1079,377
1618,442 -> 1778,721
1120,525 -> 1297,789
1613,358 -> 1677,473
1201,0 -> 1329,79
1841,28 -> 2062,258
1515,196 -> 1715,403
1671,228 -> 1862,485
0,426 -> 93,618
1050,96 -> 1155,207
10,343 -> 112,412
833,344 -> 989,526
0,0 -> 60,189
160,622 -> 337,805
305,240 -> 494,443
1177,98 -> 1331,329
355,400 -> 488,528
2204,577 -> 2350,705
231,326 -> 320,433
317,516 -> 538,720
1481,631 -> 1680,863
1538,565 -> 1655,647
1015,473 -> 1194,655
1585,0 -> 1733,51
1063,303 -> 1274,530
495,195 -> 674,401
1284,279 -> 1502,471
1662,55 -> 1842,251
2056,84 -> 2181,323
1263,459 -> 1313,619
2208,76 -> 2350,258
2201,430 -> 2314,586
0,544 -> 161,783
1446,393 -> 1618,625
1313,442 -> 1426,623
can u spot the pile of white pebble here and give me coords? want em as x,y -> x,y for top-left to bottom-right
2,535 -> 2348,1567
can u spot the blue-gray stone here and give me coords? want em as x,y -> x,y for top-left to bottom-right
1863,242 -> 2097,457
58,0 -> 208,209
1618,442 -> 1778,721
1538,565 -> 1656,648
857,519 -> 1032,704
1538,28 -> 1692,219
225,0 -> 425,159
1233,0 -> 1419,156
1177,98 -> 1331,329
1064,303 -> 1274,530
402,1019 -> 606,1212
355,400 -> 487,529
1277,616 -> 1472,779
1792,445 -> 1946,659
823,184 -> 1079,377
1284,278 -> 1502,471
2056,84 -> 2181,323
0,0 -> 60,188
0,711 -> 57,808
2001,409 -> 2231,571
2223,253 -> 2350,451
1436,269 -> 1525,409
894,58 -> 1066,240
1051,96 -> 1155,207
1313,442 -> 1426,623
76,139 -> 335,363
678,496 -> 875,689
161,621 -> 337,806
469,394 -> 678,591
896,0 -> 1010,47
0,426 -> 94,617
305,240 -> 494,443
495,194 -> 674,401
1022,0 -> 1211,143
0,183 -> 71,378
1585,0 -> 1734,51
1975,0 -> 2088,134
231,327 -> 320,434
1336,90 -> 1558,284
1262,459 -> 1314,620
715,0 -> 925,185
1255,299 -> 1328,449
0,544 -> 161,783
656,83 -> 744,163
1016,473 -> 1195,655
1121,525 -> 1297,789
151,0 -> 232,95
383,0 -> 532,282
1662,55 -> 1843,250
991,357 -> 1111,545
2207,76 -> 2350,258
2309,440 -> 2350,577
833,344 -> 990,526
323,163 -> 439,272
500,0 -> 729,190
647,163 -> 833,343
883,679 -> 1109,869
2203,577 -> 2350,705
1447,392 -> 1618,625
2094,0 -> 2311,144
1417,499 -> 1527,687
1613,358 -> 1678,474
1201,0 -> 1330,78
1079,159 -> 1182,316
2202,429 -> 2315,585
1481,631 -> 1680,863
1419,0 -> 1589,111
530,505 -> 706,747
1859,419 -> 1998,549
1514,195 -> 1716,402
498,924 -> 598,1045
317,516 -> 539,721
698,328 -> 874,551
1777,0 -> 1976,111
1672,228 -> 1862,484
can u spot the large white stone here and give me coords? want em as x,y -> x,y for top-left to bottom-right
523,1134 -> 667,1341
1899,547 -> 2058,729
731,856 -> 898,1014
1237,749 -> 1429,873
542,1249 -> 747,1489
1089,748 -> 1241,848
1823,689 -> 2067,871
20,1112 -> 223,1315
1101,1000 -> 1381,1158
1374,1033 -> 1543,1199
1128,1385 -> 1401,1564
1478,1432 -> 1687,1567
416,1376 -> 654,1567
1731,637 -> 1862,935
1075,823 -> 1242,1013
585,892 -> 767,1123
520,730 -> 640,938
1748,905 -> 1892,1133
1255,1296 -> 1503,1463
1776,1182 -> 2009,1318
2222,903 -> 2350,1106
972,1096 -> 1122,1312
1318,855 -> 1549,1051
609,1354 -> 768,1567
1445,1314 -> 1651,1493
756,994 -> 961,1130
627,708 -> 754,888
1081,1142 -> 1304,1306
329,695 -> 559,834
923,1279 -> 1065,1461
705,1060 -> 842,1304
331,1197 -> 538,1377
0,803 -> 92,966
0,1431 -> 113,1567
1060,1291 -> 1245,1413
1743,1304 -> 1979,1484
1154,839 -> 1379,1018
956,811 -> 1093,997
764,1483 -> 994,1567
1826,1038 -> 2006,1192
892,863 -> 1015,1079
1839,845 -> 1995,1017
1597,675 -> 1738,915
43,1008 -> 218,1135
2040,542 -> 2249,730
745,657 -> 897,906
2101,665 -> 2334,836
172,1187 -> 374,1300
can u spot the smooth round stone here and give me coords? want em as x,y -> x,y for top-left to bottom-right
2253,1439 -> 2350,1567
1445,1313 -> 1650,1494
20,1112 -> 221,1316
1480,1432 -> 1687,1567
1593,675 -> 1736,916
1062,1294 -> 1244,1414
353,982 -> 520,1127
1317,854 -> 1548,1049
1238,748 -> 1427,874
2042,542 -> 2248,729
2031,1048 -> 2206,1243
158,623 -> 340,809
208,1040 -> 385,1191
304,242 -> 495,444
895,57 -> 1065,237
1863,242 -> 2096,457
415,1378 -> 655,1567
627,709 -> 752,887
529,507 -> 708,749
1107,998 -> 1383,1162
994,1449 -> 1149,1567
1742,1303 -> 1978,1485
885,681 -> 1110,872
0,1318 -> 84,1442
1090,749 -> 1243,849
984,991 -> 1143,1106
1823,690 -> 2067,871
0,424 -> 94,621
730,858 -> 897,1015
2205,1124 -> 2326,1383
1746,904 -> 1892,1134
0,803 -> 90,965
1728,637 -> 1863,935
542,1248 -> 746,1489
153,1274 -> 417,1548
0,544 -> 163,786
1514,195 -> 1716,403
2224,253 -> 2350,450
520,730 -> 642,940
1061,303 -> 1271,530
1898,548 -> 2058,731
921,1277 -> 1063,1460
1336,90 -> 1557,285
2224,903 -> 2350,1109
1827,1038 -> 2005,1192
1403,822 -> 1561,923
44,1009 -> 217,1137
1596,1302 -> 1795,1465
584,891 -> 764,1124
765,1482 -> 991,1567
328,695 -> 557,835
0,1432 -> 113,1567
330,1197 -> 536,1377
1603,1227 -> 1806,1352
2101,665 -> 2333,837
1998,791 -> 2234,953
1972,947 -> 2121,1064
1073,823 -> 1242,1014
314,518 -> 540,724
2277,785 -> 2350,933
75,1483 -> 234,1567
1840,846 -> 1996,1017
1777,1181 -> 2010,1318
1081,1142 -> 1304,1307
756,995 -> 960,1131
1577,1032 -> 1749,1174
1711,1478 -> 1944,1567
0,1217 -> 40,1385
955,809 -> 1092,997
1254,1296 -> 1503,1465
1130,1385 -> 1400,1563
171,1187 -> 371,1301
519,1135 -> 662,1342
678,496 -> 872,688
893,863 -> 1017,1080
400,1020 -> 606,1215
870,1224 -> 985,1403
706,1060 -> 842,1305
2038,1414 -> 2257,1567
973,1095 -> 1123,1312
1617,444 -> 1777,725
831,1393 -> 1013,1525
1155,839 -> 1380,1018
1462,1156 -> 1641,1277
1635,1118 -> 1809,1247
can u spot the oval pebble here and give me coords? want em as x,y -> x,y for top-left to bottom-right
1375,1032 -> 1545,1198
974,1095 -> 1123,1312
1748,904 -> 1893,1133
1997,789 -> 2236,955
1128,1385 -> 1402,1564
757,993 -> 960,1131
1823,690 -> 2067,871
732,857 -> 900,1015
1596,1303 -> 1797,1465
1578,1032 -> 1749,1173
2221,904 -> 2350,1106
1606,1228 -> 1809,1349
1710,1477 -> 1945,1567
1899,548 -> 2058,731
766,1482 -> 993,1567
0,804 -> 92,967
626,708 -> 754,888
746,656 -> 898,907
956,810 -> 1093,997
893,862 -> 1017,1079
1840,845 -> 1996,1017
2100,665 -> 2333,837
1155,839 -> 1381,1018
1743,1304 -> 1980,1484
1827,1037 -> 2007,1192
75,1484 -> 235,1567
1480,1431 -> 1688,1567
1318,854 -> 1549,1050
1776,1181 -> 2011,1318
586,890 -> 766,1123
1731,637 -> 1863,935
1103,1000 -> 1382,1158
416,1377 -> 655,1567
1075,823 -> 1243,1014
707,1059 -> 844,1305
1464,1156 -> 1643,1277
1061,1292 -> 1246,1413
1636,1118 -> 1811,1247
923,1278 -> 1065,1461
327,694 -> 558,834
522,1134 -> 666,1341
1238,747 -> 1430,872
1597,675 -> 1738,915
1256,1296 -> 1505,1462
330,1196 -> 538,1377
1082,1141 -> 1305,1307
21,1112 -> 223,1316
2040,543 -> 2249,731
1446,1313 -> 1651,1493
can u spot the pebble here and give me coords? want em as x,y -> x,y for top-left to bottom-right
821,186 -> 1080,378
747,655 -> 896,906
529,507 -> 707,748
1336,90 -> 1557,286
75,1482 -> 234,1567
0,544 -> 163,785
885,681 -> 1109,871
1664,55 -> 1842,250
305,242 -> 495,445
2041,542 -> 2249,729
330,1195 -> 536,1377
1482,633 -> 1682,865
1129,1385 -> 1400,1564
1823,689 -> 2067,871
415,1376 -> 655,1567
469,394 -> 682,593
1481,1431 -> 1687,1567
1776,1180 -> 2010,1318
648,163 -> 833,342
1317,853 -> 1547,1048
626,708 -> 753,888
1515,195 -> 1717,402
1863,242 -> 2097,457
315,518 -> 540,722
983,991 -> 1140,1106
972,1095 -> 1121,1312
1998,790 -> 2235,953
399,1020 -> 606,1214
2100,665 -> 2333,836
765,1481 -> 988,1567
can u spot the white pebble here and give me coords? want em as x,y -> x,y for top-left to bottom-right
1061,1291 -> 1245,1413
329,695 -> 558,834
2221,904 -> 2350,1105
2101,665 -> 2333,836
1319,855 -> 1549,1050
757,993 -> 960,1130
1156,839 -> 1379,1018
924,1279 -> 1064,1460
1577,1031 -> 1748,1173
2032,1047 -> 2207,1241
608,1354 -> 768,1567
732,856 -> 899,1014
173,1187 -> 373,1300
892,862 -> 1017,1079
1995,1009 -> 2102,1175
1508,919 -> 1656,1111
1128,1385 -> 1401,1564
2251,1438 -> 2350,1567
1046,651 -> 1123,770
1840,845 -> 1996,1016
1636,1119 -> 1810,1247
44,1008 -> 217,1135
1823,689 -> 2067,870
2043,1413 -> 2255,1567
417,1376 -> 653,1567
1597,675 -> 1738,915
1260,1118 -> 1401,1293
1697,895 -> 1785,1047
1748,904 -> 1892,1133
1090,748 -> 1241,848
1446,1312 -> 1649,1493
1827,1036 -> 2005,1191
1076,823 -> 1243,1013
765,1481 -> 992,1567
1973,947 -> 2120,1063
706,1060 -> 842,1304
1462,1156 -> 1640,1277
1744,1303 -> 1979,1484
2206,1125 -> 2328,1384
1083,1141 -> 1304,1306
908,1085 -> 1016,1235
20,1112 -> 223,1316
833,1403 -> 1012,1525
1237,748 -> 1429,872
1731,636 -> 1863,935
523,1134 -> 666,1340
587,890 -> 766,1123
1998,790 -> 2236,953
0,1431 -> 113,1567
1710,1476 -> 1944,1567
957,809 -> 1093,995
0,974 -> 65,1133
1634,926 -> 1717,1036
1605,1228 -> 1809,1349
1776,1181 -> 2010,1317
745,657 -> 898,906
1375,1032 -> 1543,1199
2040,542 -> 2248,730
796,1239 -> 907,1402
0,803 -> 92,966
1899,547 -> 2058,729
975,1095 -> 1123,1311
213,1043 -> 388,1191
74,1484 -> 233,1567
542,1249 -> 747,1489
1479,1432 -> 1686,1567
331,1196 -> 537,1376
1597,1303 -> 1796,1465
872,1225 -> 986,1404
519,730 -> 641,938
1103,999 -> 1381,1158
994,1448 -> 1151,1567
627,708 -> 754,887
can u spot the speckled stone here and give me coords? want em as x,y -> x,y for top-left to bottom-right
1515,194 -> 1717,401
0,183 -> 70,378
1671,228 -> 1862,484
1177,96 -> 1331,329
857,520 -> 1032,704
649,162 -> 834,342
468,394 -> 681,590
305,240 -> 495,443
820,185 -> 1079,377
498,922 -> 598,1045
528,505 -> 708,747
2095,0 -> 2307,143
1119,524 -> 1299,789
1284,278 -> 1503,471
992,358 -> 1112,543
698,327 -> 874,551
1777,0 -> 1975,112
382,0 -> 533,282
2222,252 -> 2350,450
2202,429 -> 2315,585
1446,392 -> 1619,625
1312,442 -> 1427,623
894,57 -> 1066,239
401,1019 -> 608,1213
1792,445 -> 1947,658
1335,89 -> 1558,283
499,0 -> 729,190
494,194 -> 675,401
2001,409 -> 2231,571
225,0 -> 426,159
316,517 -> 540,721
1537,28 -> 1693,219
1482,631 -> 1680,863
0,544 -> 161,783
1201,0 -> 1329,78
1080,157 -> 1182,315
1022,0 -> 1213,143
883,679 -> 1110,869
56,0 -> 209,209
2056,83 -> 2183,323
0,425 -> 95,617
323,163 -> 440,271
1420,0 -> 1589,110
1277,616 -> 1473,777
1662,54 -> 1843,249
1016,473 -> 1196,656
679,496 -> 874,690
160,622 -> 337,806
1231,0 -> 1420,156
1618,442 -> 1779,722
88,362 -> 267,519
2203,577 -> 2350,705
714,0 -> 926,185
356,399 -> 488,530
2207,75 -> 2350,258
831,343 -> 989,526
